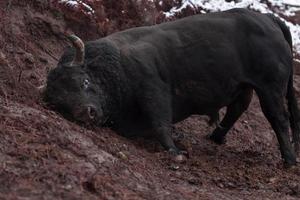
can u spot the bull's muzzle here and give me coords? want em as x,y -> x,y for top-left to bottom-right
73,104 -> 101,124
87,105 -> 97,120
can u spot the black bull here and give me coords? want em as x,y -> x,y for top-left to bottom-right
44,8 -> 300,165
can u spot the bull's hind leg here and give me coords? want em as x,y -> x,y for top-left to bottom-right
256,90 -> 296,165
209,88 -> 253,144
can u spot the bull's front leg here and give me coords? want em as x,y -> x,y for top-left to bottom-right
152,123 -> 187,162
139,80 -> 187,161
153,124 -> 180,153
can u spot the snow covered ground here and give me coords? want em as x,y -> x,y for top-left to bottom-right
58,0 -> 95,15
163,0 -> 300,55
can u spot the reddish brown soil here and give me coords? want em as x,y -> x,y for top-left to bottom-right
1,1 -> 300,199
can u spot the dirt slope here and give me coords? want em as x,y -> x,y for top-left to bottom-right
1,1 -> 300,199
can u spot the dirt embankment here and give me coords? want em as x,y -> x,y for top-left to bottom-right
1,1 -> 300,200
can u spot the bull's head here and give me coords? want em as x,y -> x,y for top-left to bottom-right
43,35 -> 104,125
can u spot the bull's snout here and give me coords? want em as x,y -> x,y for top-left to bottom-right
87,106 -> 97,119
73,104 -> 101,124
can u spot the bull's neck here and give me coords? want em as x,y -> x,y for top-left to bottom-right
90,53 -> 129,124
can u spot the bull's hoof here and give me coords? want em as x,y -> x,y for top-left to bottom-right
174,154 -> 187,163
168,148 -> 188,155
168,148 -> 188,163
283,162 -> 297,169
206,133 -> 226,144
283,158 -> 297,169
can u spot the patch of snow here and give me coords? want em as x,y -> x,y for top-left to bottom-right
287,21 -> 300,54
58,0 -> 95,15
81,2 -> 95,14
59,0 -> 78,7
283,0 -> 300,7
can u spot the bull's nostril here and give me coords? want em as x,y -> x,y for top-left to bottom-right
87,106 -> 96,119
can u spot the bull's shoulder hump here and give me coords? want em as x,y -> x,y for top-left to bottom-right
105,8 -> 273,50
83,38 -> 121,61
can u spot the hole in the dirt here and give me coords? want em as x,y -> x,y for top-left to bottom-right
82,181 -> 98,194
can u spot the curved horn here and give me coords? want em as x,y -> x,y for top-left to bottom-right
67,34 -> 85,66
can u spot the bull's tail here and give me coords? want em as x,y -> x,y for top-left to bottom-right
267,14 -> 300,153
266,14 -> 293,50
287,73 -> 300,153
277,18 -> 300,153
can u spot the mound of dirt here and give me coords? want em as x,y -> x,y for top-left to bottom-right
1,1 -> 300,199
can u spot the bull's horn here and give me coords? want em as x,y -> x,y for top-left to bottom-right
67,34 -> 85,66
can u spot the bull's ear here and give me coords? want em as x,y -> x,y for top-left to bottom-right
67,34 -> 85,66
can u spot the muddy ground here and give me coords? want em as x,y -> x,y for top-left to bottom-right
1,1 -> 300,199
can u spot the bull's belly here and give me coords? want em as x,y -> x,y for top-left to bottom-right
171,98 -> 223,123
171,83 -> 241,123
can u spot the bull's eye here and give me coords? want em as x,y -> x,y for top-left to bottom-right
82,79 -> 90,89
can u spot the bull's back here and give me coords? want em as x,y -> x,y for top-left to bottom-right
108,9 -> 291,119
110,9 -> 279,80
